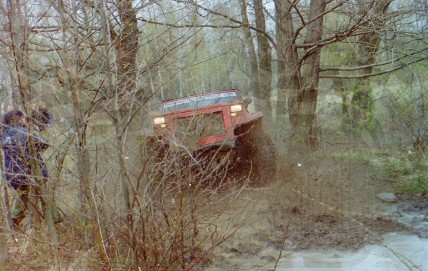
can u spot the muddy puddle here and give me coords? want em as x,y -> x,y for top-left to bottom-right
207,233 -> 428,270
204,157 -> 428,271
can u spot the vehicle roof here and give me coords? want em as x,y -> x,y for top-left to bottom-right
161,89 -> 241,104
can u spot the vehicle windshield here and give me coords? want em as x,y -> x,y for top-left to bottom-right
161,91 -> 240,113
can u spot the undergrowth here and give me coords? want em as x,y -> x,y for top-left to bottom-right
326,147 -> 428,195
397,175 -> 428,195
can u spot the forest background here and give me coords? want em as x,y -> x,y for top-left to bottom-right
0,0 -> 427,270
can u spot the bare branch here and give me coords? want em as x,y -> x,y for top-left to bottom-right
320,56 -> 428,79
321,46 -> 428,73
174,0 -> 277,50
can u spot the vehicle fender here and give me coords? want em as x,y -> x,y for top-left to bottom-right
234,111 -> 263,127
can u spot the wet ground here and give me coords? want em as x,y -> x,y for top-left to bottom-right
205,154 -> 428,270
207,233 -> 428,271
206,194 -> 428,271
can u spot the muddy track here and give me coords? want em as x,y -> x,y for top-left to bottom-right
209,154 -> 428,262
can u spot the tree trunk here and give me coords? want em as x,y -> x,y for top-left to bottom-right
116,0 -> 139,108
348,0 -> 392,143
289,0 -> 326,151
99,0 -> 140,260
54,0 -> 109,262
253,0 -> 272,117
275,1 -> 299,121
274,0 -> 326,153
239,0 -> 260,96
332,75 -> 351,130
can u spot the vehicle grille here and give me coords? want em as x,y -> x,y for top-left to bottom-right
174,112 -> 225,150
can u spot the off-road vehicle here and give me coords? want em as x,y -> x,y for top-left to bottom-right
151,89 -> 276,182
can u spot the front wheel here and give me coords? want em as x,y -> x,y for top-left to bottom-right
234,121 -> 277,185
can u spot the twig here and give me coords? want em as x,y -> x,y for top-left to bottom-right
273,218 -> 291,270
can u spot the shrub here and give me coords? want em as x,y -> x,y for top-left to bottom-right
397,176 -> 428,195
382,158 -> 412,178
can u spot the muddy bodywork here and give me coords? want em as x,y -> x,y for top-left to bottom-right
151,89 -> 276,181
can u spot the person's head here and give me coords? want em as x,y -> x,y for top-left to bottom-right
1,110 -> 25,128
31,107 -> 53,131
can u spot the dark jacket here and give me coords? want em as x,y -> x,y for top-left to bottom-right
1,126 -> 48,189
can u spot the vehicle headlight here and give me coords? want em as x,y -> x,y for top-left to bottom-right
153,116 -> 166,125
230,104 -> 242,113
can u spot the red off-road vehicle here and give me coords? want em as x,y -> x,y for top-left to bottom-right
151,89 -> 276,181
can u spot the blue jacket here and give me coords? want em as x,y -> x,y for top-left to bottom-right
1,126 -> 48,189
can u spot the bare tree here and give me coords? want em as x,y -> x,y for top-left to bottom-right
5,0 -> 58,242
239,0 -> 260,96
348,0 -> 393,141
51,0 -> 109,262
273,0 -> 326,152
253,0 -> 273,117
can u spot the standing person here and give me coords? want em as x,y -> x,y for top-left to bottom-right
1,110 -> 32,226
31,107 -> 62,224
31,107 -> 53,181
0,108 -> 60,227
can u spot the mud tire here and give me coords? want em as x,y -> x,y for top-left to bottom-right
234,120 -> 277,184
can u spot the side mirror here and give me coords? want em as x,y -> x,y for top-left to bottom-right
243,97 -> 253,107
